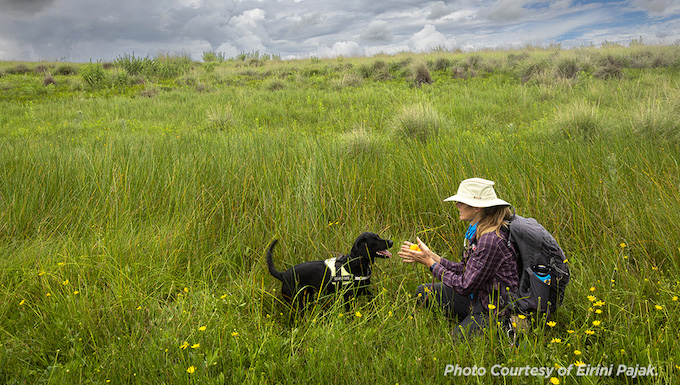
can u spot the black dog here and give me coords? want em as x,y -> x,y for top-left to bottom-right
266,232 -> 393,308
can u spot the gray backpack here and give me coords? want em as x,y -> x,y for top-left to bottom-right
507,214 -> 570,316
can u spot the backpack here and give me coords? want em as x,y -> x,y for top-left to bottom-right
507,214 -> 570,317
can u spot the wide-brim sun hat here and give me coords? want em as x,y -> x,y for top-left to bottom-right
444,178 -> 511,208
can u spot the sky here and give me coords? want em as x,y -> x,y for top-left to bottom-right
1,0 -> 679,62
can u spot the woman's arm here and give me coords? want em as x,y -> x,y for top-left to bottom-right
398,237 -> 464,273
398,237 -> 440,267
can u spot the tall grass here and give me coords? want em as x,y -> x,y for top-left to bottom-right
1,44 -> 680,384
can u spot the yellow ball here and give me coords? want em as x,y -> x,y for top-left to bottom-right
409,244 -> 420,251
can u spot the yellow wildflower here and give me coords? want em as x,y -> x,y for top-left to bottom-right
592,320 -> 601,326
180,341 -> 189,349
575,360 -> 586,366
19,299 -> 25,305
547,321 -> 556,328
199,326 -> 207,331
655,305 -> 663,310
187,366 -> 196,374
191,343 -> 200,349
585,330 -> 595,335
574,350 -> 582,355
550,377 -> 560,384
487,304 -> 496,310
231,332 -> 239,337
355,311 -> 362,318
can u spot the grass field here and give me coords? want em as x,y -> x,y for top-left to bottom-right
1,44 -> 680,384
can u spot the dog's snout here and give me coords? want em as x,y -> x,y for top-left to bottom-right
386,239 -> 394,248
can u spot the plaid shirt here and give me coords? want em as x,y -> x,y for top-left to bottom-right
431,227 -> 518,314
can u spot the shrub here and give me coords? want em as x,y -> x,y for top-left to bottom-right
333,73 -> 363,89
114,53 -> 149,76
202,51 -> 226,63
389,103 -> 444,142
518,59 -> 548,83
81,61 -> 107,88
43,75 -> 56,86
411,60 -> 432,87
467,54 -> 483,70
432,57 -> 453,71
594,55 -> 624,79
203,62 -> 218,73
356,63 -> 373,79
556,57 -> 581,79
33,64 -> 51,74
372,60 -> 391,80
54,65 -> 78,76
113,71 -> 131,88
150,53 -> 192,79
265,79 -> 286,91
6,64 -> 31,75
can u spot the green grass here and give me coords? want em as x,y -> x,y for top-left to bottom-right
1,44 -> 680,384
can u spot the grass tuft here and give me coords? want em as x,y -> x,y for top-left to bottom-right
389,102 -> 444,142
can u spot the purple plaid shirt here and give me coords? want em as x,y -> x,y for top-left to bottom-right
431,227 -> 518,314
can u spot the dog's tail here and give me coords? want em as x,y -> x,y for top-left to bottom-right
266,239 -> 284,281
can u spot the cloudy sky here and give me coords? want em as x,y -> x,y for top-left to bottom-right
1,0 -> 679,62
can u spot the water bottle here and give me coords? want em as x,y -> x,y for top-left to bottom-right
533,264 -> 551,285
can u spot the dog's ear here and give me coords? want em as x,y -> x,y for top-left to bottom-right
350,233 -> 371,259
350,240 -> 366,258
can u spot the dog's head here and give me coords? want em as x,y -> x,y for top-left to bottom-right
350,232 -> 393,263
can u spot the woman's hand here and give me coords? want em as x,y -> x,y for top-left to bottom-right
398,237 -> 441,267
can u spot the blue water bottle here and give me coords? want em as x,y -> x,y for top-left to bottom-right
533,264 -> 551,285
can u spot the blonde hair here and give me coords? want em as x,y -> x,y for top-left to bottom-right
476,206 -> 512,238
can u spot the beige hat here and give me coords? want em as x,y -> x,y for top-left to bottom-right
444,178 -> 511,208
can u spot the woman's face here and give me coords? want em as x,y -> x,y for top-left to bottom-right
455,202 -> 481,222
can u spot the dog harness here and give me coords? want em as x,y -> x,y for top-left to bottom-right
324,257 -> 370,288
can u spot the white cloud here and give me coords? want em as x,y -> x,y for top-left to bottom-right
408,24 -> 450,52
0,0 -> 678,61
229,8 -> 268,52
315,41 -> 362,58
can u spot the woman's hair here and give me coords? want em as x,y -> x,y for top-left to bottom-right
476,205 -> 513,238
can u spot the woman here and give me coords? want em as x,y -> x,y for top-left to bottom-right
398,178 -> 519,338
